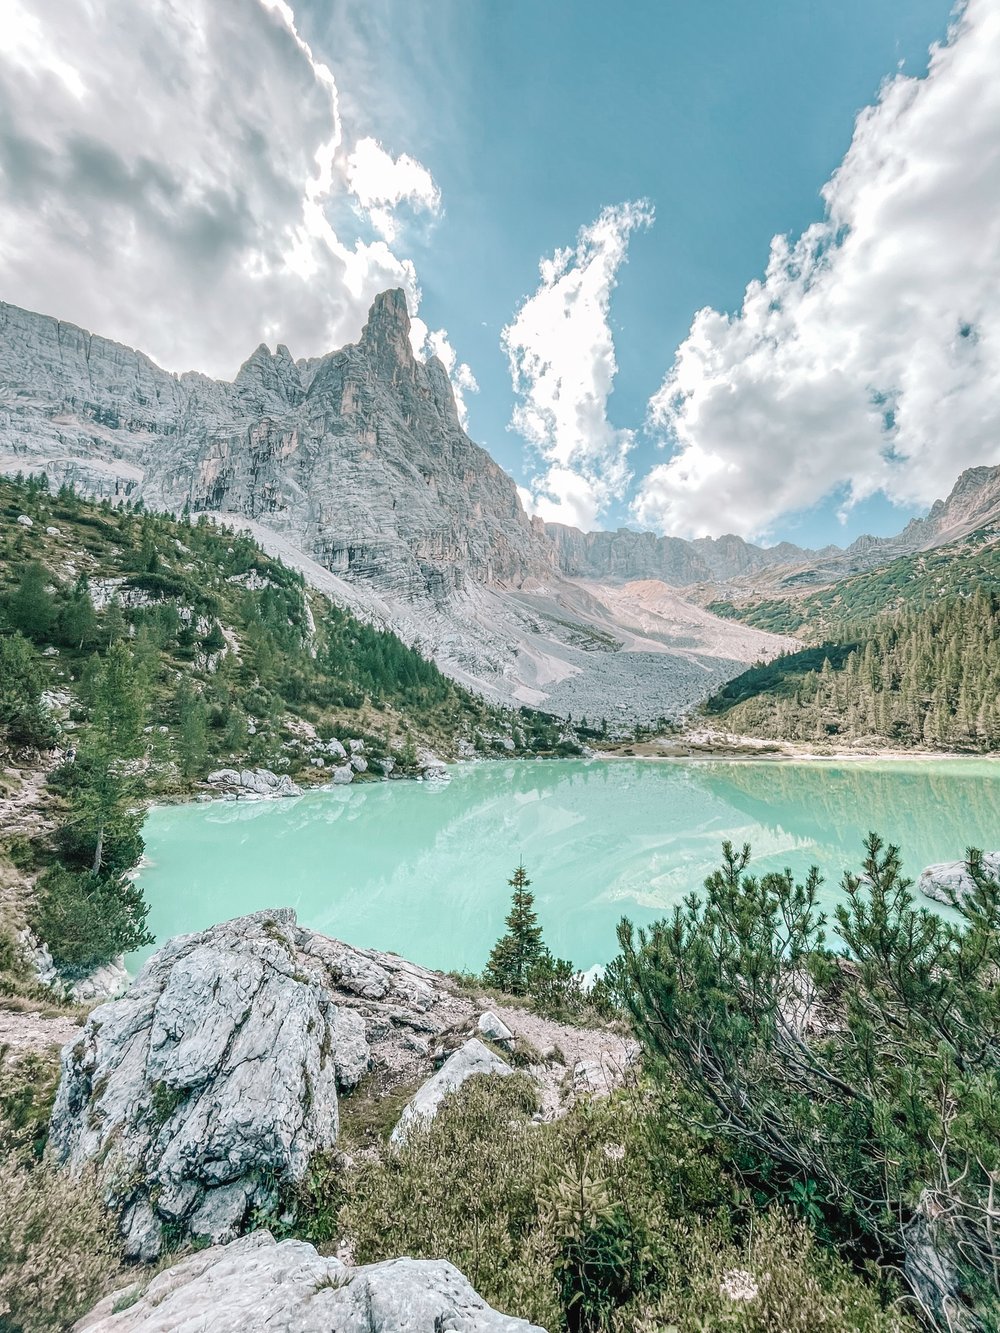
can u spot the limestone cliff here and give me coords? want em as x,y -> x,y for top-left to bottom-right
0,292 -> 802,718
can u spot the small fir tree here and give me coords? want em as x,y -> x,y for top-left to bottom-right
484,863 -> 545,995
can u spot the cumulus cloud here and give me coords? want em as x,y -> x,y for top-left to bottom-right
346,136 -> 441,242
636,0 -> 1000,540
503,201 -> 654,530
0,0 -> 457,382
408,318 -> 479,429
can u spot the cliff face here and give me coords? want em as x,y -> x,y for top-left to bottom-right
0,292 -> 815,718
544,523 -> 824,586
0,291 -> 553,603
546,464 -> 1000,597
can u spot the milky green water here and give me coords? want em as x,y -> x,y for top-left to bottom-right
132,758 -> 1000,975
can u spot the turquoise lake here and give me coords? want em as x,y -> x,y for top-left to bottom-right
132,758 -> 1000,975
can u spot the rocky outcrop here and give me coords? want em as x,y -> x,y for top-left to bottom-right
205,768 -> 302,798
917,852 -> 1000,906
74,1231 -> 544,1332
19,929 -> 128,1003
49,909 -> 474,1258
391,1038 -> 513,1145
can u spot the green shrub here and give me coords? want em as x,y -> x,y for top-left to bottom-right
615,834 -> 1000,1328
0,631 -> 56,751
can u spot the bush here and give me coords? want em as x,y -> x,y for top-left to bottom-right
31,865 -> 153,970
616,1210 -> 912,1333
615,834 -> 1000,1328
296,1069 -> 903,1331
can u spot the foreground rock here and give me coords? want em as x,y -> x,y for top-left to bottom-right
917,852 -> 1000,906
75,1231 -> 543,1332
50,909 -> 471,1258
392,1038 -> 513,1145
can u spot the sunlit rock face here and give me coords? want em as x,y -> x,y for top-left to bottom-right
0,291 -> 800,718
0,290 -> 553,600
49,908 -> 471,1259
74,1232 -> 546,1332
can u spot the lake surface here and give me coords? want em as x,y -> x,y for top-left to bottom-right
133,758 -> 1000,975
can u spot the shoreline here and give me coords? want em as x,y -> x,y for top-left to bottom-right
594,735 -> 997,765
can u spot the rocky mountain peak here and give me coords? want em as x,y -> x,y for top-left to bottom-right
359,286 -> 415,372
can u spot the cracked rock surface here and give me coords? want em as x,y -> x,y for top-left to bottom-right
74,1231 -> 545,1332
49,908 -> 470,1258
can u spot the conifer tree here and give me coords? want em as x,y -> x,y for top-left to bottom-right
483,863 -> 545,995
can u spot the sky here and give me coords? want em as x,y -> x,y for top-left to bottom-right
2,0 -> 998,547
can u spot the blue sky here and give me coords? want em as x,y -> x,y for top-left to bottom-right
4,1 -> 998,547
305,0 -> 956,545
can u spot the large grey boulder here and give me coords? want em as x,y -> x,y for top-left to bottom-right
50,910 -> 343,1259
205,768 -> 302,798
391,1037 -> 513,1145
917,852 -> 1000,906
51,910 -> 474,1258
74,1231 -> 544,1332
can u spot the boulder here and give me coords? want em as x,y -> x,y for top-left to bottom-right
477,1011 -> 514,1046
205,768 -> 302,798
327,763 -> 354,785
16,513 -> 32,527
350,754 -> 368,773
74,1231 -> 544,1332
348,739 -> 366,754
325,738 -> 348,760
917,853 -> 1000,906
50,910 -> 347,1258
391,1038 -> 513,1145
51,910 -> 475,1257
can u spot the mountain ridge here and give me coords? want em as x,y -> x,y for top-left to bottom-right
4,289 -> 996,720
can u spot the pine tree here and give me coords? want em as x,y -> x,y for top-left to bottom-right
4,561 -> 55,642
483,863 -> 545,995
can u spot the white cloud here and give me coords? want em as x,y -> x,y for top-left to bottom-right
636,0 -> 1000,540
409,318 -> 479,429
346,136 -> 441,242
0,0 -> 452,382
502,201 -> 654,530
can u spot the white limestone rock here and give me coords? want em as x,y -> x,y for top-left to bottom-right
327,763 -> 354,785
917,853 -> 1000,906
16,513 -> 33,526
478,1011 -> 514,1046
69,955 -> 129,1003
74,1231 -> 544,1332
325,738 -> 348,760
51,910 -> 479,1257
391,1038 -> 513,1145
350,754 -> 368,773
50,910 -> 345,1259
205,768 -> 302,798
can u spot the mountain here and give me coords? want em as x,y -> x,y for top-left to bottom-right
0,292 -> 796,723
547,464 -> 1000,594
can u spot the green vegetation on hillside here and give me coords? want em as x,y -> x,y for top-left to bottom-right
0,473 -> 576,978
706,590 -> 1000,748
704,526 -> 1000,749
708,528 -> 1000,639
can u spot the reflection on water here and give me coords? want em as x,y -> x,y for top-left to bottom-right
133,758 -> 1000,975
